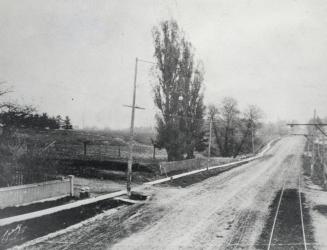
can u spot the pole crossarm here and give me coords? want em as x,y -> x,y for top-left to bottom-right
288,122 -> 327,137
123,104 -> 146,110
287,123 -> 327,126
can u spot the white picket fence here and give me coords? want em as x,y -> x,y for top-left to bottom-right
0,176 -> 74,209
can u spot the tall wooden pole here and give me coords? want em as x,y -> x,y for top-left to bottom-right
251,125 -> 255,154
311,109 -> 316,177
207,118 -> 212,169
323,136 -> 327,189
127,57 -> 138,197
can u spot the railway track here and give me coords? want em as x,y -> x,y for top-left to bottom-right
224,154 -> 311,250
266,158 -> 308,250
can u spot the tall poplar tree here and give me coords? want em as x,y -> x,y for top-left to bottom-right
152,20 -> 205,161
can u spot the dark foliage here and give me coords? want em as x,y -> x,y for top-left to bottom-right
0,103 -> 72,131
209,98 -> 263,157
152,20 -> 206,161
0,131 -> 59,187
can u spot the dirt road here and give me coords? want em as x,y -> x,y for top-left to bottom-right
21,136 -> 308,250
112,136 -> 307,250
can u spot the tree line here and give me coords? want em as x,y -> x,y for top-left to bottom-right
0,103 -> 73,131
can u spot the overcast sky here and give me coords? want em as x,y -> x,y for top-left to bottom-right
1,0 -> 327,129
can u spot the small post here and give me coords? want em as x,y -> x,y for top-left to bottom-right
83,141 -> 87,156
153,145 -> 156,160
118,146 -> 121,157
68,175 -> 74,197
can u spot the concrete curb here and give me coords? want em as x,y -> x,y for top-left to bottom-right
0,190 -> 126,227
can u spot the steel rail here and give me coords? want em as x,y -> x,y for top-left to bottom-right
298,175 -> 308,250
267,181 -> 286,250
267,156 -> 307,250
267,154 -> 298,250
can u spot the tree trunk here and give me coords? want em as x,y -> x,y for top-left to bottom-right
186,149 -> 195,159
233,126 -> 251,158
213,124 -> 223,155
166,146 -> 184,161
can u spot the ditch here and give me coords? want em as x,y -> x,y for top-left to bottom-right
0,193 -> 147,249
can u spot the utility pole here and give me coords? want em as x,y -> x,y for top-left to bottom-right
251,123 -> 255,154
306,134 -> 309,153
207,117 -> 212,169
311,109 -> 317,176
124,57 -> 153,197
323,136 -> 327,189
127,57 -> 138,197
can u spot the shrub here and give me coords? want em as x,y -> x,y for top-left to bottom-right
0,130 -> 59,187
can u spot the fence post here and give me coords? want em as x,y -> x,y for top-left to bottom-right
83,142 -> 87,156
68,175 -> 74,196
153,145 -> 156,159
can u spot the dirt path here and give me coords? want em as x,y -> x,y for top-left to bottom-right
18,136 -> 306,250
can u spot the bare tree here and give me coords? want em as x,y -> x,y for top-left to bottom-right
0,81 -> 12,97
211,97 -> 240,157
233,105 -> 263,157
210,99 -> 264,157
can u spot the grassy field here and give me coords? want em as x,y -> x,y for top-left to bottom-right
19,128 -> 167,162
0,128 -> 166,187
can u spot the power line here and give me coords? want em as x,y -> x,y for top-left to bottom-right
287,123 -> 327,126
315,124 -> 327,137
